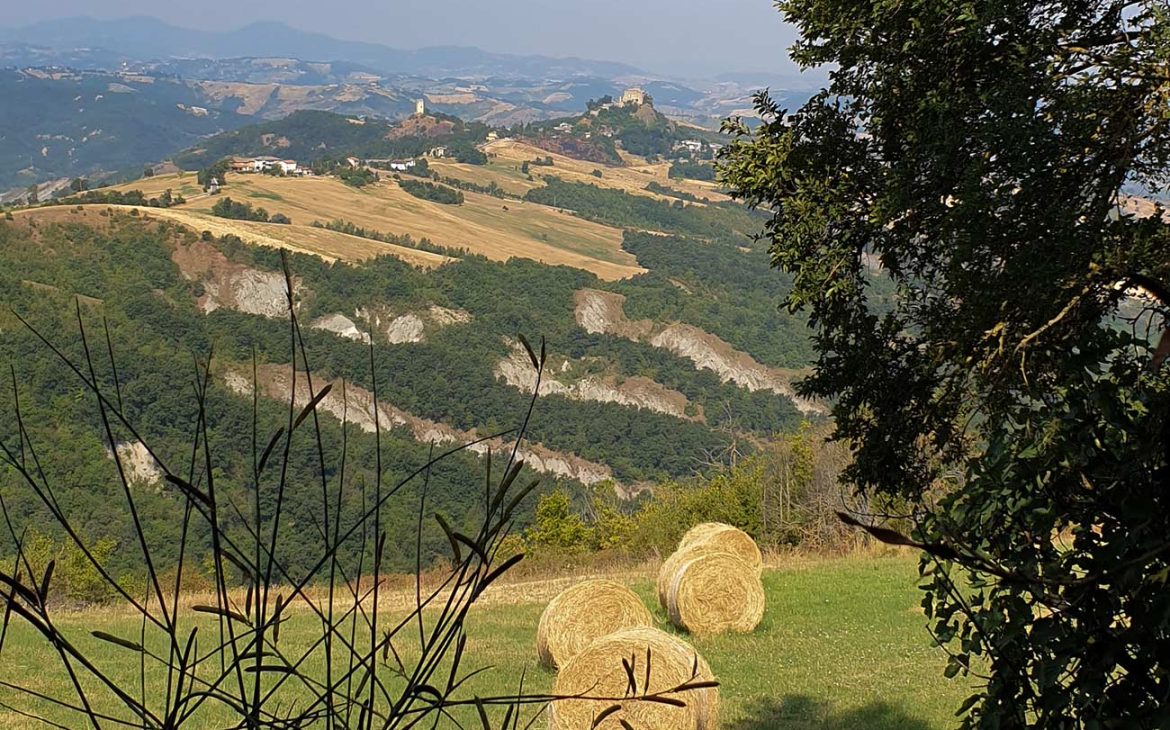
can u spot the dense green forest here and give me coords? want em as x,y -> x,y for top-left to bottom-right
0,216 -> 532,584
669,160 -> 717,181
644,181 -> 706,202
211,197 -> 291,223
398,179 -> 465,205
0,205 -> 819,586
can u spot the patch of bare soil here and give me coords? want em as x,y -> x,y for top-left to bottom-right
574,288 -> 825,415
355,305 -> 473,344
171,240 -> 304,318
494,341 -> 700,421
106,442 -> 164,487
224,364 -> 616,487
310,313 -> 370,343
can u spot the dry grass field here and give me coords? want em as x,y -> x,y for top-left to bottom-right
110,172 -> 645,280
475,139 -> 731,204
12,204 -> 453,268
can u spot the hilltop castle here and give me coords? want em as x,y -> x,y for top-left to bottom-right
620,87 -> 648,106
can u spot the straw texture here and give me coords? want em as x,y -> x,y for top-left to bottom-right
550,626 -> 718,730
664,551 -> 765,635
536,579 -> 653,670
678,523 -> 763,574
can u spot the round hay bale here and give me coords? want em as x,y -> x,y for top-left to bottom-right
657,544 -> 708,610
536,580 -> 653,670
678,522 -> 763,574
550,626 -> 718,730
665,551 -> 765,635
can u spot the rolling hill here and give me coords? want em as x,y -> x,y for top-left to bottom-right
105,172 -> 642,280
0,17 -> 643,79
0,68 -> 254,190
0,121 -> 849,620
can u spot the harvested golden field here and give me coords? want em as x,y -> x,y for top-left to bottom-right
112,173 -> 643,280
428,158 -> 543,197
14,204 -> 453,269
480,139 -> 730,204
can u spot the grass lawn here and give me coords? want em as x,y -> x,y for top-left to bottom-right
0,555 -> 973,728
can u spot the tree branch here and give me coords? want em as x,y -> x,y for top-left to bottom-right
1128,273 -> 1170,309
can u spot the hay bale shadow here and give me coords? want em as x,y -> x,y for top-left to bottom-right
727,695 -> 934,730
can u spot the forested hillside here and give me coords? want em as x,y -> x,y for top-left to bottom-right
0,69 -> 253,189
0,104 -> 850,588
0,194 -> 820,584
178,110 -> 491,167
0,214 -> 535,582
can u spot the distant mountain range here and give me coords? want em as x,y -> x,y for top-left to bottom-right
0,17 -> 643,79
0,16 -> 823,192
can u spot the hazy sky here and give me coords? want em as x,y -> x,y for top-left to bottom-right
4,0 -> 805,78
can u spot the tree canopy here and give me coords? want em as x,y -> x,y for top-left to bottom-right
723,1 -> 1170,726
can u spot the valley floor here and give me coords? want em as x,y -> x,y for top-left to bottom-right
0,554 -> 973,729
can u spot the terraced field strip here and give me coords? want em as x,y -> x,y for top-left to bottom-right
483,139 -> 731,204
15,204 -> 452,268
112,173 -> 645,280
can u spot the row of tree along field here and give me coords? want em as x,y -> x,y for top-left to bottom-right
516,423 -> 861,562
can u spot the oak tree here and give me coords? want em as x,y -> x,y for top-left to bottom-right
723,1 -> 1170,726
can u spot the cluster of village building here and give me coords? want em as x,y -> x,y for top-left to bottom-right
228,156 -> 302,175
211,87 -> 716,191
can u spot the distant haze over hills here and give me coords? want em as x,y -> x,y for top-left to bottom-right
0,15 -> 825,191
0,17 -> 644,79
0,15 -> 826,86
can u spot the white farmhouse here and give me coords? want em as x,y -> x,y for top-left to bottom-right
251,156 -> 282,172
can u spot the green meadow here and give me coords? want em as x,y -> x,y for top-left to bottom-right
0,556 -> 974,729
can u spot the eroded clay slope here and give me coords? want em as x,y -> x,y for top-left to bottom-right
573,289 -> 825,416
353,305 -> 473,344
106,442 -> 164,487
172,240 -> 303,318
310,313 -> 370,343
494,341 -> 699,422
223,365 -> 615,486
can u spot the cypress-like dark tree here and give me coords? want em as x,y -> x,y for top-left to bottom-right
723,1 -> 1169,726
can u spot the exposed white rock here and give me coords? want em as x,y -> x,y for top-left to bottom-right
201,267 -> 292,318
575,289 -> 623,335
107,442 -> 163,487
354,305 -> 472,345
385,314 -> 426,344
173,241 -> 301,319
574,288 -> 825,416
494,343 -> 697,421
310,313 -> 371,343
230,365 -> 615,487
